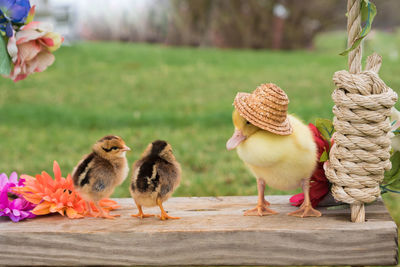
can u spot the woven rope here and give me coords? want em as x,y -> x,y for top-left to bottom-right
325,0 -> 398,222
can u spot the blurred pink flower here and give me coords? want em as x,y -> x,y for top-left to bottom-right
7,21 -> 63,82
0,172 -> 36,222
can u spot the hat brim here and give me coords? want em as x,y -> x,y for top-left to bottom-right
234,92 -> 293,136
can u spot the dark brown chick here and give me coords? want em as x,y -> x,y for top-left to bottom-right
72,135 -> 130,219
130,140 -> 181,220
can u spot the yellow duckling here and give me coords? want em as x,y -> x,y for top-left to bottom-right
226,83 -> 321,217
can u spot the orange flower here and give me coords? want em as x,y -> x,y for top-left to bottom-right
13,161 -> 119,219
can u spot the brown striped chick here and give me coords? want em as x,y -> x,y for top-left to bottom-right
72,135 -> 130,219
130,140 -> 181,220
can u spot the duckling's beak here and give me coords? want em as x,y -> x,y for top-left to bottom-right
226,129 -> 246,150
121,146 -> 131,152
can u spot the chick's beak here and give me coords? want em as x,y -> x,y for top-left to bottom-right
121,145 -> 131,152
226,129 -> 246,150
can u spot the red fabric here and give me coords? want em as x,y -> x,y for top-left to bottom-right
289,123 -> 330,208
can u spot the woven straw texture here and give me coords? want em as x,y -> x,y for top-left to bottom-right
325,53 -> 398,209
234,83 -> 293,135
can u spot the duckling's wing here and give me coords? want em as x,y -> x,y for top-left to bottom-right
289,115 -> 316,152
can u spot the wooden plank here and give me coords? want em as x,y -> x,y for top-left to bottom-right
0,196 -> 398,266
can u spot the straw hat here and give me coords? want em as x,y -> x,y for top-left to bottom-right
233,83 -> 293,135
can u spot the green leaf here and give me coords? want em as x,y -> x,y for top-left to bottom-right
315,118 -> 335,142
383,151 -> 400,192
385,170 -> 400,187
340,0 -> 377,56
0,35 -> 11,76
319,150 -> 329,162
387,177 -> 400,190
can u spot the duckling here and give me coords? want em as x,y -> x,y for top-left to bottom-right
130,140 -> 181,220
72,135 -> 130,219
226,83 -> 321,217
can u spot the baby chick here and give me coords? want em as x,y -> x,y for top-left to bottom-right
72,135 -> 130,219
227,84 -> 321,217
130,140 -> 181,220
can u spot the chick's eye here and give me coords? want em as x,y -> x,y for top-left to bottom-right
246,121 -> 251,125
111,146 -> 119,150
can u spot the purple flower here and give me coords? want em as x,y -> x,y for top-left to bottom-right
0,0 -> 31,36
0,172 -> 36,222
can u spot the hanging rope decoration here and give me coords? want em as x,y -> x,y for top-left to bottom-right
325,0 -> 398,223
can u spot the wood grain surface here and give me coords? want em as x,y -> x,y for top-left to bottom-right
0,196 -> 398,266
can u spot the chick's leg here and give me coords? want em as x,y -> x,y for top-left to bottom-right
157,197 -> 180,220
84,201 -> 98,217
288,178 -> 322,218
131,202 -> 155,219
93,201 -> 120,219
244,178 -> 278,216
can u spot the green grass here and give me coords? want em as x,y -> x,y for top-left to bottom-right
0,31 -> 399,232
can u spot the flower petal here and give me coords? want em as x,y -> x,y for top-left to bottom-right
26,51 -> 54,73
32,202 -> 51,215
9,213 -> 21,222
17,40 -> 41,62
100,199 -> 120,210
289,193 -> 304,207
0,173 -> 8,190
12,208 -> 20,217
25,4 -> 35,24
9,172 -> 18,184
0,0 -> 14,11
5,21 -> 13,37
66,207 -> 78,218
6,0 -> 30,22
43,32 -> 63,52
53,161 -> 61,182
15,28 -> 45,45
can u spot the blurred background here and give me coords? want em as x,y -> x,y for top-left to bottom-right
32,0 -> 400,50
1,0 -> 399,232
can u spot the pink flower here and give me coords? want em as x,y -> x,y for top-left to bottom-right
0,172 -> 36,222
7,21 -> 63,82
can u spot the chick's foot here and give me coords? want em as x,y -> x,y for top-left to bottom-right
157,212 -> 180,221
157,199 -> 180,220
244,204 -> 278,216
98,209 -> 120,219
84,202 -> 98,217
288,205 -> 321,218
131,204 -> 155,219
94,203 -> 120,219
131,213 -> 155,219
100,213 -> 120,219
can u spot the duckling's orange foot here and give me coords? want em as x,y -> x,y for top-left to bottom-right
244,205 -> 278,216
263,199 -> 271,207
288,205 -> 321,218
131,213 -> 155,219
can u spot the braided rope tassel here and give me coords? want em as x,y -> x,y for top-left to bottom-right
325,0 -> 398,222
